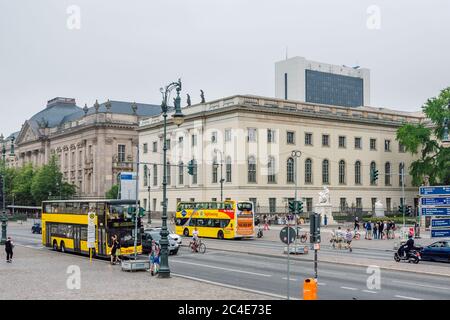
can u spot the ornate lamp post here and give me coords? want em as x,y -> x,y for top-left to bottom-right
1,134 -> 9,244
147,170 -> 151,224
159,79 -> 184,278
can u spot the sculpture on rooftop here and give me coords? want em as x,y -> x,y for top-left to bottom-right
186,94 -> 191,106
200,90 -> 205,103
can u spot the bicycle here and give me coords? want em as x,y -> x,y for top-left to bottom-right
190,239 -> 206,254
353,231 -> 361,240
298,231 -> 309,243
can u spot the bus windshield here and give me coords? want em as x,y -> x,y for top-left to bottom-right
109,204 -> 138,220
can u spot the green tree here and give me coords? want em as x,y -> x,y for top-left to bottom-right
105,184 -> 119,199
31,156 -> 76,204
11,164 -> 35,206
396,87 -> 450,186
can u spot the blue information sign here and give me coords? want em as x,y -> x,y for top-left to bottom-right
421,207 -> 450,216
431,229 -> 450,238
419,186 -> 450,196
431,218 -> 450,228
421,197 -> 450,206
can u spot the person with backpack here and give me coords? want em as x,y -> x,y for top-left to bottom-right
149,240 -> 161,276
5,237 -> 14,263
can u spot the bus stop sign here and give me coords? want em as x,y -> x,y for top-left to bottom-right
280,226 -> 296,245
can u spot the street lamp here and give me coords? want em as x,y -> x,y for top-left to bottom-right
159,79 -> 184,278
147,170 -> 151,224
1,134 -> 9,245
213,149 -> 224,202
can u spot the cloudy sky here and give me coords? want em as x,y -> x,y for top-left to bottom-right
1,0 -> 449,136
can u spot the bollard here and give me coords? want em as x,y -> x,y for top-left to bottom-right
303,278 -> 317,300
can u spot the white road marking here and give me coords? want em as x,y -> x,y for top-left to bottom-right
318,282 -> 327,286
281,277 -> 298,281
171,260 -> 272,277
340,286 -> 358,291
393,280 -> 450,291
395,295 -> 423,300
172,273 -> 297,300
362,290 -> 378,294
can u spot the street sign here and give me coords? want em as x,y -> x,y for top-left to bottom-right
120,172 -> 137,200
280,227 -> 296,245
431,229 -> 450,238
431,218 -> 450,228
420,197 -> 450,206
421,207 -> 450,216
87,212 -> 96,249
419,186 -> 450,196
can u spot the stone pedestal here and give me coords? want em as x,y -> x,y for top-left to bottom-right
315,203 -> 335,225
374,200 -> 384,217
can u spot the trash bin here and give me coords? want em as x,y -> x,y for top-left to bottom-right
303,278 -> 317,300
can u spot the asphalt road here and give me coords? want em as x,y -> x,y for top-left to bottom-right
7,223 -> 450,300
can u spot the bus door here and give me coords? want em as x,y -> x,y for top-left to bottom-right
45,223 -> 52,247
98,227 -> 107,256
73,225 -> 82,253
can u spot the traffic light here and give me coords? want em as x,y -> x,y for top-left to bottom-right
297,201 -> 303,214
406,206 -> 412,216
309,213 -> 321,243
398,205 -> 404,214
370,168 -> 379,184
288,200 -> 295,214
187,160 -> 195,176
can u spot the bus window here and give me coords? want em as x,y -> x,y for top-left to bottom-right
217,203 -> 224,210
197,219 -> 206,226
189,219 -> 196,226
237,202 -> 253,211
224,203 -> 232,210
220,219 -> 230,228
210,203 -> 217,209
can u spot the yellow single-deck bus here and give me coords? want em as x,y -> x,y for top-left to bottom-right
175,200 -> 254,239
42,199 -> 142,258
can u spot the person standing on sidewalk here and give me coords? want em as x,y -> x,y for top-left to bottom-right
373,222 -> 378,239
5,237 -> 14,263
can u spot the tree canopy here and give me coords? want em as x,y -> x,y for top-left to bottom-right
396,87 -> 450,186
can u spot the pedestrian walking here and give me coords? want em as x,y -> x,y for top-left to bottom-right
345,228 -> 353,252
373,222 -> 378,239
379,221 -> 384,239
263,214 -> 269,231
110,235 -> 121,265
149,240 -> 160,276
354,217 -> 360,231
5,237 -> 14,263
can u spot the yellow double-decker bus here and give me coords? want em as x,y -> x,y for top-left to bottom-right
175,200 -> 255,239
41,199 -> 142,258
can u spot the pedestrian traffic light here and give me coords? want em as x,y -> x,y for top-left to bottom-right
297,201 -> 303,214
187,160 -> 195,176
370,168 -> 379,184
406,206 -> 412,216
398,205 -> 404,214
288,200 -> 295,214
309,213 -> 321,243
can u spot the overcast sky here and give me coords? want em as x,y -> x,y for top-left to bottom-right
1,0 -> 449,136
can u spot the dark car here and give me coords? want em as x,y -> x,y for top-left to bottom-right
31,222 -> 42,234
420,241 -> 450,262
142,230 -> 179,255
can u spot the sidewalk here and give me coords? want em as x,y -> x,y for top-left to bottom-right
0,245 -> 274,300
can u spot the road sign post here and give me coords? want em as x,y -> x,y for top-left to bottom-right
87,212 -> 96,263
419,185 -> 450,238
280,226 -> 296,300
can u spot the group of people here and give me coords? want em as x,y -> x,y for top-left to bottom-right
363,220 -> 396,240
331,227 -> 355,252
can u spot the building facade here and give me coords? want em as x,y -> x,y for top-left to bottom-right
138,94 -> 423,216
275,56 -> 371,107
6,97 -> 160,198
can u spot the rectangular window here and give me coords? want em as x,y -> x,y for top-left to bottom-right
399,143 -> 405,153
191,134 -> 197,147
370,138 -> 377,151
322,134 -> 329,147
267,129 -> 275,143
178,163 -> 184,185
165,139 -> 171,150
118,145 -> 126,162
248,128 -> 257,142
384,139 -> 391,152
211,197 -> 217,202
269,198 -> 276,214
153,164 -> 158,186
306,198 -> 313,213
356,198 -> 362,210
354,137 -> 362,149
211,131 -> 217,144
152,141 -> 157,153
249,198 -> 257,209
305,133 -> 313,146
178,136 -> 184,145
287,131 -> 295,144
338,136 -> 346,148
225,129 -> 231,142
386,198 -> 391,213
143,143 -> 148,154
340,198 -> 347,212
190,198 -> 195,203
371,198 -> 377,212
153,199 -> 157,212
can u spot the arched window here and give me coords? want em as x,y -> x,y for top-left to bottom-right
268,156 -> 276,183
399,162 -> 405,186
212,156 -> 218,183
385,162 -> 391,186
339,160 -> 346,184
248,156 -> 256,183
322,159 -> 329,184
354,161 -> 361,185
226,156 -> 232,182
143,165 -> 148,186
166,161 -> 171,185
192,159 -> 198,184
286,157 -> 294,183
370,161 -> 377,185
178,162 -> 184,185
305,158 -> 312,184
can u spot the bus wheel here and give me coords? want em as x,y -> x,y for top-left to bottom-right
183,228 -> 190,237
60,241 -> 66,253
53,241 -> 58,251
217,230 -> 224,240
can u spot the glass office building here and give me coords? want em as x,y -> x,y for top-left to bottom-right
305,70 -> 364,107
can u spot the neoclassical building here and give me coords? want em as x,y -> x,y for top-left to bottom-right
6,97 -> 160,197
137,94 -> 424,215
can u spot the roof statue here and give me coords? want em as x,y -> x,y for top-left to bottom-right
200,90 -> 205,103
186,94 -> 191,106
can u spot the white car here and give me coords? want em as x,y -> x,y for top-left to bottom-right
147,227 -> 182,246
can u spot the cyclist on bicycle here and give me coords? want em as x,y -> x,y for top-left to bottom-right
191,227 -> 200,252
345,228 -> 353,252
